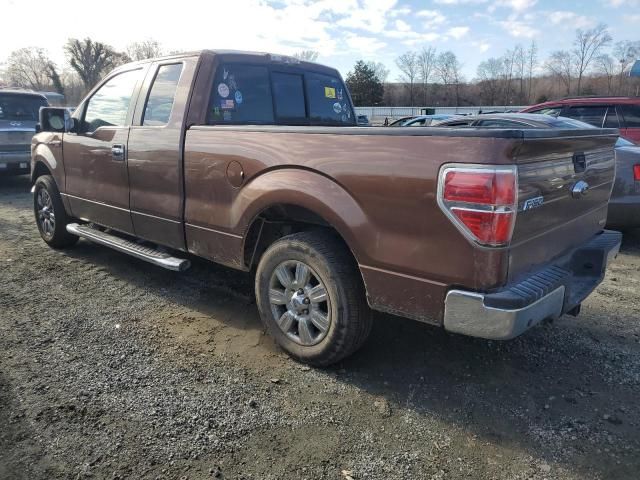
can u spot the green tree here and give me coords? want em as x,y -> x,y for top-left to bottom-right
345,60 -> 384,106
65,38 -> 128,91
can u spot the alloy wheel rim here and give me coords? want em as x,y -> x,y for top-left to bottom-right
37,188 -> 55,239
268,260 -> 331,346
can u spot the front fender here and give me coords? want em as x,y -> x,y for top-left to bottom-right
233,168 -> 373,265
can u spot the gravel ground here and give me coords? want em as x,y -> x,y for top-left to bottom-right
1,174 -> 640,480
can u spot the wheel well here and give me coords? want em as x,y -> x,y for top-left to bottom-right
243,204 -> 354,270
31,162 -> 52,183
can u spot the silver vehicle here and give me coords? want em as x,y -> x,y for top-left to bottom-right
400,114 -> 457,127
0,90 -> 48,176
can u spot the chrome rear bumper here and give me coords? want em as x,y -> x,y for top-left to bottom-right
443,230 -> 622,340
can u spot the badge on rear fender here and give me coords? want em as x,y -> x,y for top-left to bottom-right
523,196 -> 544,211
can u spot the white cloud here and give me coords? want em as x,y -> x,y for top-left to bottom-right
472,41 -> 491,53
547,11 -> 594,29
416,10 -> 448,28
491,0 -> 538,12
447,26 -> 470,39
499,17 -> 540,38
395,19 -> 412,32
343,33 -> 387,54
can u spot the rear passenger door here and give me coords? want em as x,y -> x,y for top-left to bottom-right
127,58 -> 198,250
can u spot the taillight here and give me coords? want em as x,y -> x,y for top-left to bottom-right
634,164 -> 640,181
438,165 -> 518,247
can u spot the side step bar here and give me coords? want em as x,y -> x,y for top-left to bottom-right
66,223 -> 191,272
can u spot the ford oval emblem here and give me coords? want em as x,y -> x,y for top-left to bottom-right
571,180 -> 589,198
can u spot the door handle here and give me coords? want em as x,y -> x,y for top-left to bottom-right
49,140 -> 62,147
111,144 -> 125,161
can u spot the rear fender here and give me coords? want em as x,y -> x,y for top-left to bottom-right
234,168 -> 372,265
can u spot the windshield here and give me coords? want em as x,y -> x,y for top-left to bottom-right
616,137 -> 635,147
0,94 -> 47,121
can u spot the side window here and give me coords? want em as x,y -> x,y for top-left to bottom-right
272,72 -> 306,121
84,69 -> 141,131
477,120 -> 522,127
562,106 -> 607,127
208,64 -> 274,124
143,64 -> 183,126
407,119 -> 426,126
305,72 -> 354,125
529,107 -> 561,117
603,107 -> 620,128
620,105 -> 640,128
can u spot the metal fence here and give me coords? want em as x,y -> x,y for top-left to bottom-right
355,106 -> 527,124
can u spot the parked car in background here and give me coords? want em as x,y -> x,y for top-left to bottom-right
608,137 -> 640,230
399,114 -> 456,127
434,113 -> 592,129
522,97 -> 640,144
387,115 -> 416,126
356,114 -> 370,126
1,90 -> 48,176
436,113 -> 639,230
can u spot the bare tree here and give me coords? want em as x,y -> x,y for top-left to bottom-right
366,61 -> 390,85
476,58 -> 505,105
65,38 -> 127,91
526,40 -> 538,103
546,50 -> 574,96
6,47 -> 58,90
436,51 -> 463,106
572,23 -> 611,95
127,39 -> 163,61
293,50 -> 319,62
613,40 -> 640,93
417,46 -> 437,105
513,45 -> 526,103
596,54 -> 617,94
396,51 -> 420,106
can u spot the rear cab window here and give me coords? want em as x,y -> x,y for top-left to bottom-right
207,61 -> 354,126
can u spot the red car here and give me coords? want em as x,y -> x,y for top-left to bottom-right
522,97 -> 640,144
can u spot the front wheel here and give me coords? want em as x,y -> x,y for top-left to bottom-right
255,231 -> 372,366
33,175 -> 78,248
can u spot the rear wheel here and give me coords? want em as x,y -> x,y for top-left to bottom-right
255,231 -> 372,366
33,175 -> 78,248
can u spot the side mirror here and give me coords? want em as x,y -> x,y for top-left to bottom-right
39,107 -> 74,133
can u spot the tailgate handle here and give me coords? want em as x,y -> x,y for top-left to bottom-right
572,153 -> 586,173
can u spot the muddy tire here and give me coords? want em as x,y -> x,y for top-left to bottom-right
255,230 -> 372,366
33,175 -> 78,249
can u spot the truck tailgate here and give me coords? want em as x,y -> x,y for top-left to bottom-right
508,132 -> 618,282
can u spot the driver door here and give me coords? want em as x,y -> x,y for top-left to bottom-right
63,67 -> 146,234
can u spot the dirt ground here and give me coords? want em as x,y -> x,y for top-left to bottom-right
1,174 -> 639,480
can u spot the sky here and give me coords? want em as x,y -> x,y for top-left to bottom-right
1,0 -> 639,80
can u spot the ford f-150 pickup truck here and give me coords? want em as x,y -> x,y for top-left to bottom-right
32,50 -> 622,366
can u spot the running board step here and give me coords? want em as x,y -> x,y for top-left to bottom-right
66,223 -> 190,272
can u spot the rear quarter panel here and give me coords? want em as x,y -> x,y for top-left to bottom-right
184,127 -> 521,323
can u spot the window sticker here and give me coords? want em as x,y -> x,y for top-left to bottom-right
223,111 -> 232,121
218,83 -> 230,98
235,90 -> 243,104
337,88 -> 343,101
324,87 -> 336,99
333,102 -> 342,114
221,99 -> 235,110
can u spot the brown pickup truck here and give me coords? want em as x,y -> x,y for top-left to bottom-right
32,50 -> 622,366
